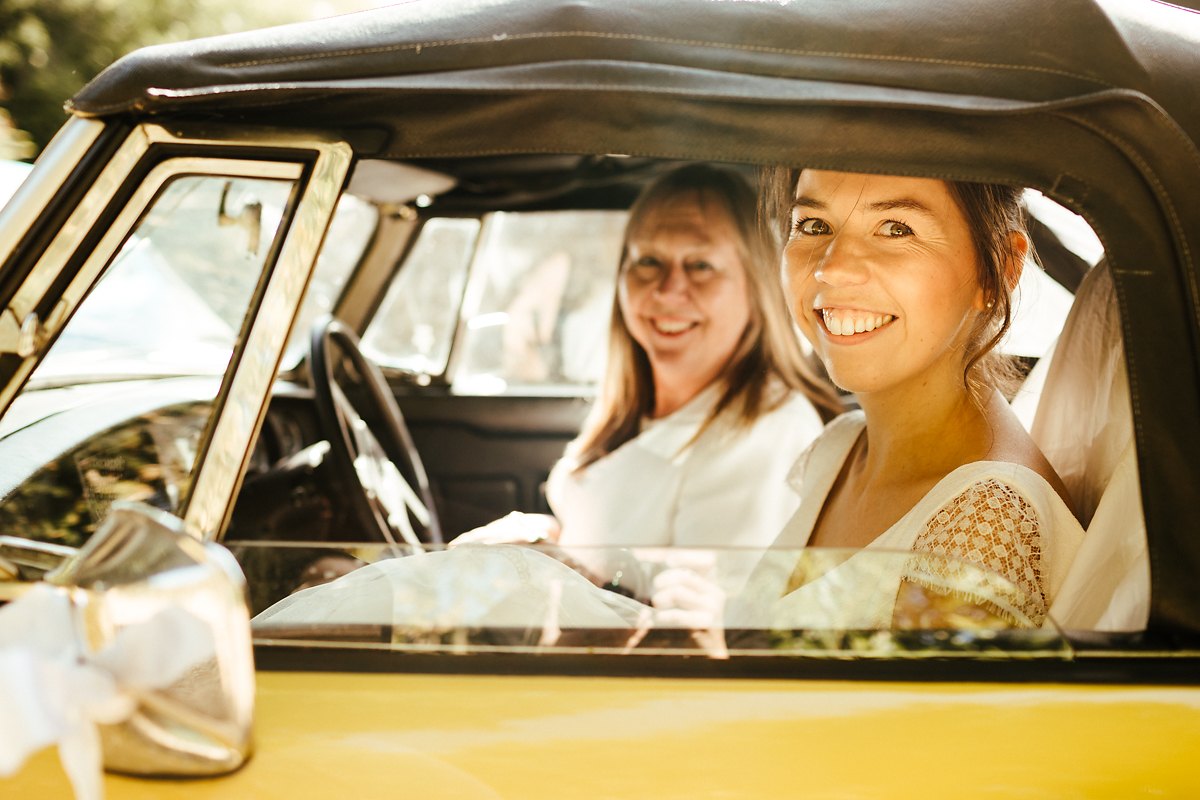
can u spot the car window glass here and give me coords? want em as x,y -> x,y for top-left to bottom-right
0,400 -> 213,548
239,543 -> 1072,659
0,173 -> 296,546
361,217 -> 480,376
219,162 -> 1139,652
25,175 -> 294,385
281,193 -> 379,370
451,210 -> 626,395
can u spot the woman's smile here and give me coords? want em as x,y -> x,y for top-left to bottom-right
647,315 -> 701,337
816,307 -> 898,339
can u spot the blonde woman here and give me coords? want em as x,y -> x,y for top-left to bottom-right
458,163 -> 838,558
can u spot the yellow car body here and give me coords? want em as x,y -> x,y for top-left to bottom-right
13,671 -> 1200,798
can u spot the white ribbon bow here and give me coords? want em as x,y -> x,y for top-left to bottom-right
0,582 -> 216,800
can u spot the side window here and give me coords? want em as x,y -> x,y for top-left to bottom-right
363,210 -> 626,394
452,210 -> 626,395
0,173 -> 296,546
362,217 -> 480,376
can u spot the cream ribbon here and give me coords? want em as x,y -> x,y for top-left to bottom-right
0,583 -> 214,800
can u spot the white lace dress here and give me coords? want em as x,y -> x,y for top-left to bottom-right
733,411 -> 1086,630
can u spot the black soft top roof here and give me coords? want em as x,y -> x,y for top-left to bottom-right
70,0 -> 1200,156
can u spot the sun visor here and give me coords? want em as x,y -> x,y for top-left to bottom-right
345,160 -> 456,205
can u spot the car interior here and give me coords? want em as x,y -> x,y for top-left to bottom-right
0,152 -> 1145,637
227,155 -> 1132,628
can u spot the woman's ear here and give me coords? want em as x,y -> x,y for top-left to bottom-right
973,231 -> 1028,311
1004,230 -> 1029,292
972,284 -> 989,311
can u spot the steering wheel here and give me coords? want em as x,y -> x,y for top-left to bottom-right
309,316 -> 442,547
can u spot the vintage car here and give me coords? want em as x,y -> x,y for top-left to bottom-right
3,0 -> 1200,796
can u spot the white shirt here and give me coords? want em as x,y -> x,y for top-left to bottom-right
547,384 -> 825,551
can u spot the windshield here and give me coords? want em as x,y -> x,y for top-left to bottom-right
237,543 -> 1070,659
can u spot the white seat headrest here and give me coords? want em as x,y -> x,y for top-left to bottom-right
1028,262 -> 1131,527
1028,262 -> 1149,631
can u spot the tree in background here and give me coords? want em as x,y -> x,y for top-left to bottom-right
0,0 -> 357,159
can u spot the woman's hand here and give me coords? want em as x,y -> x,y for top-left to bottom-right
626,551 -> 728,658
448,512 -> 562,547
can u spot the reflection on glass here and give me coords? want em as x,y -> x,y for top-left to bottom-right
238,543 -> 1069,659
0,401 -> 211,547
28,175 -> 295,384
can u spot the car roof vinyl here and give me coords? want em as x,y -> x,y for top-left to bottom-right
67,0 -> 1198,134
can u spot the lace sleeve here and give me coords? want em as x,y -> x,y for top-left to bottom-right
906,479 -> 1047,626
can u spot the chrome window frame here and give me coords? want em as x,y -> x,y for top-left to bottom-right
0,122 -> 352,541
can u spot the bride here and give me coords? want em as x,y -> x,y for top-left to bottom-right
742,169 -> 1085,630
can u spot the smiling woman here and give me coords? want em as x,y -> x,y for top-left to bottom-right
618,177 -> 755,418
759,169 -> 1085,628
446,164 -> 840,589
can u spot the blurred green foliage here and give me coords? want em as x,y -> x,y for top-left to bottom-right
0,0 -> 353,159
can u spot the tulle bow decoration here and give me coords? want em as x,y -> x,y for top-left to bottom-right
0,502 -> 255,800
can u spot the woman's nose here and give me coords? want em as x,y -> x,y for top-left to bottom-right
652,263 -> 691,296
813,236 -> 868,287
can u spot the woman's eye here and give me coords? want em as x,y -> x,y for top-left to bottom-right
628,258 -> 663,280
878,220 -> 914,238
685,260 -> 716,279
794,217 -> 832,236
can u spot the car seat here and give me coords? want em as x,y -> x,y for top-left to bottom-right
1017,261 -> 1150,631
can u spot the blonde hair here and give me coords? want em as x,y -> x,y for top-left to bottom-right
570,163 -> 840,470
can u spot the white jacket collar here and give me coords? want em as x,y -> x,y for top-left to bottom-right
635,383 -> 722,463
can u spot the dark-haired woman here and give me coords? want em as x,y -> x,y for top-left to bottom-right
751,169 -> 1084,629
